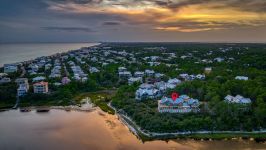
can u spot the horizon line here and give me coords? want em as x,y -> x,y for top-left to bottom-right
1,41 -> 266,44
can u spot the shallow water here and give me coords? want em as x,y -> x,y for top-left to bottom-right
0,109 -> 265,150
0,43 -> 99,66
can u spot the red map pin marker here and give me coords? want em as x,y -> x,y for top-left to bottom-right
171,92 -> 179,101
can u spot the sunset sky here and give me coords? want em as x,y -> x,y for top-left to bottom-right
1,0 -> 266,43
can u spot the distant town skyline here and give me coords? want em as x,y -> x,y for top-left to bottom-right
1,0 -> 266,43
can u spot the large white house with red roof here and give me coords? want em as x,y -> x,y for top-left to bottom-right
158,95 -> 200,113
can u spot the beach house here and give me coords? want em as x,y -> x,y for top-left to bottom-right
135,83 -> 160,100
145,69 -> 155,77
128,77 -> 143,85
17,84 -> 28,97
0,77 -> 11,84
158,95 -> 200,113
15,78 -> 29,90
33,81 -> 49,94
166,78 -> 182,89
4,64 -> 18,73
134,71 -> 144,78
235,76 -> 248,81
224,95 -> 251,104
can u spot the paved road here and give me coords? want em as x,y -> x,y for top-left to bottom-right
63,63 -> 70,76
20,66 -> 26,77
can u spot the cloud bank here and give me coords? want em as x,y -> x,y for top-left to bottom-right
0,0 -> 266,42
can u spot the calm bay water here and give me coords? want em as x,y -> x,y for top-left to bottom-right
0,43 -> 99,67
0,109 -> 265,150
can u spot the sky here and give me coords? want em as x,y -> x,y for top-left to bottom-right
0,0 -> 266,43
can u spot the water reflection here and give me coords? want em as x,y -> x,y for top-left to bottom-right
0,109 -> 265,150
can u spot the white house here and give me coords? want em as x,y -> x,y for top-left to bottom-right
154,81 -> 167,92
0,73 -> 8,78
68,61 -> 75,66
15,78 -> 29,90
155,73 -> 164,79
166,78 -> 181,89
49,65 -> 61,78
145,69 -> 155,77
180,73 -> 205,81
29,64 -> 39,72
168,78 -> 181,85
90,56 -> 98,62
190,75 -> 196,80
180,55 -> 188,59
0,77 -> 11,84
134,71 -> 144,77
196,74 -> 206,80
148,62 -> 160,66
119,71 -> 132,78
118,67 -> 127,72
71,65 -> 87,78
89,67 -> 100,73
224,95 -> 251,104
143,57 -> 150,61
150,56 -> 160,61
104,51 -> 110,57
15,78 -> 28,85
54,82 -> 62,86
135,84 -> 160,100
214,57 -> 224,62
118,50 -> 128,56
45,64 -> 52,70
102,62 -> 109,66
179,73 -> 189,79
235,76 -> 248,81
73,75 -> 81,81
128,77 -> 143,85
81,77 -> 88,83
17,84 -> 28,97
4,64 -> 18,73
32,76 -> 46,82
204,67 -> 212,74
